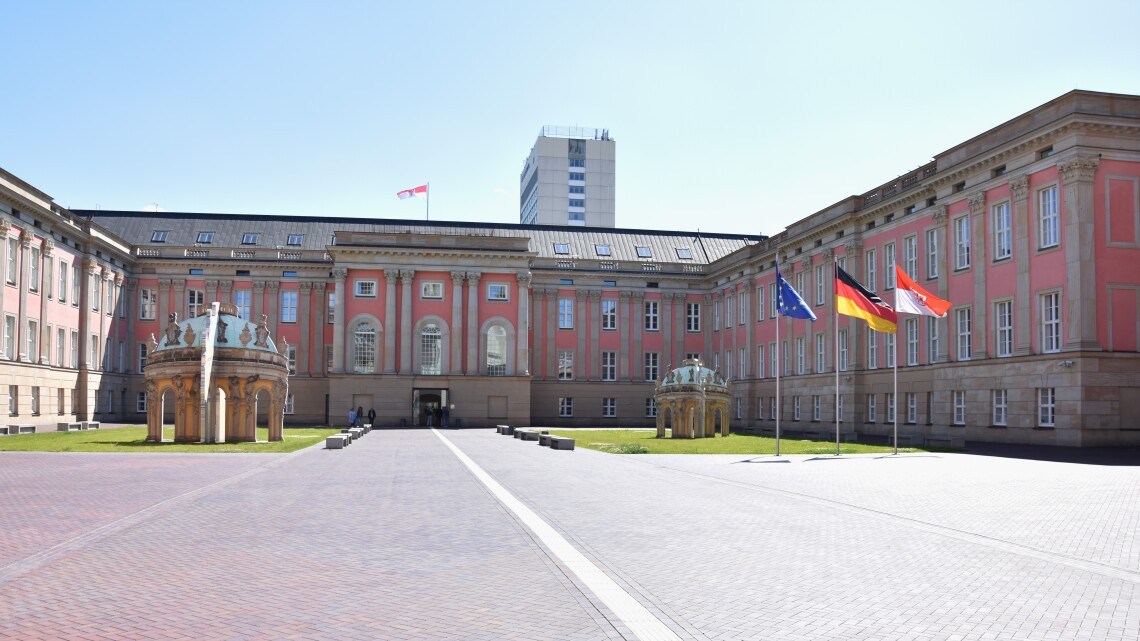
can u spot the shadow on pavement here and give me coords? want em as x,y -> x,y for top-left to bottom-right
964,441 -> 1140,466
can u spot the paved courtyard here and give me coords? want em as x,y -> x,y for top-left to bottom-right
1,428 -> 1138,641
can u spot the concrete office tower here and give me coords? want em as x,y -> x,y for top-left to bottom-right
520,126 -> 615,227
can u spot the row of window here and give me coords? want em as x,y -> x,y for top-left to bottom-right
558,397 -> 657,418
2,317 -> 131,373
745,388 -> 1057,428
5,248 -> 124,315
347,322 -> 510,376
552,243 -> 693,260
153,231 -> 307,246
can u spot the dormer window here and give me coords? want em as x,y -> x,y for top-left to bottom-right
553,243 -> 570,255
635,246 -> 652,258
675,247 -> 693,260
287,234 -> 304,246
197,232 -> 214,243
595,244 -> 611,256
242,233 -> 259,245
151,231 -> 169,243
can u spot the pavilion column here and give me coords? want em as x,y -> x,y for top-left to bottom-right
968,191 -> 988,359
617,291 -> 630,380
531,288 -> 544,378
331,269 -> 347,373
450,271 -> 465,374
383,270 -> 398,373
1059,155 -> 1101,351
516,272 -> 531,375
588,290 -> 600,380
631,292 -> 644,382
17,231 -> 31,362
399,270 -> 414,373
465,271 -> 480,375
313,282 -> 327,375
39,240 -> 54,364
298,282 -> 312,375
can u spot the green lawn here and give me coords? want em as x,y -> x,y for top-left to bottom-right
547,429 -> 926,455
0,426 -> 340,453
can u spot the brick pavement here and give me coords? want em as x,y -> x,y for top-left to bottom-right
1,428 -> 1138,641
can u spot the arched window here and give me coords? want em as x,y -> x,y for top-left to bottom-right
354,324 -> 376,373
420,324 -> 441,375
486,326 -> 507,376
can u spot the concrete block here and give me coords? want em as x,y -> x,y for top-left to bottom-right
81,421 -> 100,430
58,422 -> 82,432
549,436 -> 575,450
325,434 -> 350,449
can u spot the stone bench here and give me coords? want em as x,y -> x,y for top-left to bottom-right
81,421 -> 100,430
58,422 -> 83,432
0,425 -> 9,436
362,424 -> 372,434
549,435 -> 575,450
496,425 -> 511,435
538,433 -> 553,446
10,425 -> 35,434
517,429 -> 540,442
348,427 -> 364,440
326,434 -> 351,449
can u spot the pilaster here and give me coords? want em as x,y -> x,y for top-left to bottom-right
516,272 -> 531,375
313,282 -> 327,374
383,269 -> 398,373
450,271 -> 465,375
331,270 -> 347,373
631,291 -> 644,382
929,207 -> 950,363
1009,177 -> 1033,356
465,271 -> 480,375
17,231 -> 31,362
1059,155 -> 1101,350
38,240 -> 54,364
298,282 -> 312,375
969,191 -> 988,359
588,289 -> 601,380
399,270 -> 415,373
618,291 -> 631,380
531,287 -> 544,378
576,289 -> 589,380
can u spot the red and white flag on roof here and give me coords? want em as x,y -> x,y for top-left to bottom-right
894,265 -> 951,317
397,184 -> 428,200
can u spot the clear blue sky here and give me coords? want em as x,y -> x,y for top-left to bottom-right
4,1 -> 1139,236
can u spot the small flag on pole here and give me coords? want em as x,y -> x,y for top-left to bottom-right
894,266 -> 951,317
836,265 -> 897,333
397,184 -> 428,200
776,269 -> 816,321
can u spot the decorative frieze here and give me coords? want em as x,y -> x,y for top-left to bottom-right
1008,175 -> 1029,201
1058,155 -> 1100,183
968,191 -> 987,215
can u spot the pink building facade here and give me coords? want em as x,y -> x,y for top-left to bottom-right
1,90 -> 1137,445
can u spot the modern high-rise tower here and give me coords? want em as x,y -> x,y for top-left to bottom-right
519,126 -> 615,227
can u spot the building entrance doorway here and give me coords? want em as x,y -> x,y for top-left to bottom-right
412,389 -> 448,427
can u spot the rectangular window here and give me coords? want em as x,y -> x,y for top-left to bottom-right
26,319 -> 37,362
993,389 -> 1007,426
769,396 -> 776,420
71,263 -> 80,305
885,332 -> 896,368
884,242 -> 896,289
927,316 -> 940,363
287,234 -> 304,246
139,342 -> 148,373
56,327 -> 65,367
91,277 -> 100,311
905,318 -> 919,365
795,337 -> 805,375
1039,187 -> 1059,249
769,341 -> 777,378
782,340 -> 789,375
6,237 -> 16,284
30,387 -> 39,415
838,395 -> 844,423
815,265 -> 825,305
420,282 -> 443,299
594,244 -> 610,256
838,329 -> 848,371
736,398 -> 743,420
558,298 -> 574,329
59,260 -> 68,303
739,347 -> 746,378
769,283 -> 778,318
282,394 -> 294,415
197,231 -> 214,243
151,230 -> 168,242
867,395 -> 877,423
602,397 -> 616,418
70,330 -> 78,368
713,300 -> 721,330
644,352 -> 659,382
995,300 -> 1013,357
756,344 -> 765,379
886,392 -> 895,423
815,333 -> 825,373
281,291 -> 298,323
7,385 -> 15,416
796,272 -> 807,306
187,289 -> 205,318
993,202 -> 1012,260
953,390 -> 966,425
865,248 -> 877,292
241,233 -> 259,245
1041,292 -> 1061,353
557,350 -> 574,380
487,283 -> 509,301
326,345 -> 334,373
234,290 -> 251,320
635,246 -> 652,258
117,340 -> 125,373
136,392 -> 148,413
739,293 -> 747,325
756,397 -> 764,420
90,335 -> 99,370
553,243 -> 570,255
326,291 -> 335,324
812,395 -> 821,421
954,215 -> 971,269
559,397 -> 573,417
867,328 -> 878,369
956,308 -> 972,361
1038,388 -> 1056,427
137,285 -> 155,320
793,396 -> 801,421
906,392 -> 917,424
685,302 -> 701,332
756,286 -> 764,322
646,398 -> 657,418
3,315 -> 14,360
644,300 -> 659,331
598,299 -> 617,331
44,257 -> 53,298
925,229 -> 939,279
601,351 -> 616,381
903,235 -> 918,278
29,247 -> 40,292
287,345 -> 297,375
726,350 -> 733,379
675,247 -> 692,260
354,280 -> 377,298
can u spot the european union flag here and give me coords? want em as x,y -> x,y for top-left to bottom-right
777,273 -> 817,321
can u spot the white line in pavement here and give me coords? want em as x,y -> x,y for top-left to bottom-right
432,429 -> 682,641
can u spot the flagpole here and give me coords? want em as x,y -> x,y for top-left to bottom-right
834,255 -> 840,456
426,182 -> 430,221
775,253 -> 781,457
893,286 -> 899,456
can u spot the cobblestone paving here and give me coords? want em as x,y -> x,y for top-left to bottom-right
1,429 -> 1138,641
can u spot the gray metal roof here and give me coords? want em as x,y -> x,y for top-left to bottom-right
82,211 -> 763,265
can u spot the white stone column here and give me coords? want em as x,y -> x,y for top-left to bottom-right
618,291 -> 630,380
450,271 -> 465,374
516,272 -> 531,375
930,208 -> 950,363
399,270 -> 414,373
530,287 -> 544,378
968,191 -> 988,359
465,271 -> 480,375
0,222 -> 8,357
298,282 -> 312,375
1009,177 -> 1033,356
631,292 -> 644,382
661,292 -> 673,369
1059,155 -> 1101,350
576,289 -> 589,380
39,240 -> 54,364
383,270 -> 398,373
313,282 -> 327,374
17,231 -> 31,362
331,269 -> 347,373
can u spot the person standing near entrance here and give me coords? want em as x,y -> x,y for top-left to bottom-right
348,407 -> 357,429
355,406 -> 364,428
367,408 -> 376,426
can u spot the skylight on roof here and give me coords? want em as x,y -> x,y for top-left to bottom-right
197,232 -> 214,243
635,246 -> 652,258
242,233 -> 259,245
287,234 -> 304,246
675,247 -> 693,259
151,231 -> 168,243
553,243 -> 570,255
595,244 -> 611,256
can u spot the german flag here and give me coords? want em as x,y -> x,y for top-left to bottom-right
835,265 -> 897,333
